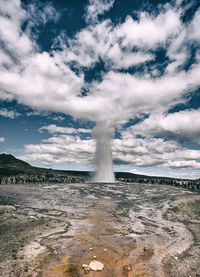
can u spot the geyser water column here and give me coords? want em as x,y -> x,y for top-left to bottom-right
93,122 -> 115,182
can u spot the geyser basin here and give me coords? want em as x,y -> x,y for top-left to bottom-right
1,182 -> 199,277
93,122 -> 115,183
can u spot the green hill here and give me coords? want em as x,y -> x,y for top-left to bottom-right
0,153 -> 173,181
0,153 -> 143,180
0,153 -> 92,177
0,153 -> 33,175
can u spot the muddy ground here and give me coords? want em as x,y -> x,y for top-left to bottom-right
0,182 -> 199,277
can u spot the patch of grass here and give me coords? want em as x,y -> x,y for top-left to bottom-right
12,254 -> 17,260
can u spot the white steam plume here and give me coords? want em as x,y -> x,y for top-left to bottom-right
92,122 -> 115,182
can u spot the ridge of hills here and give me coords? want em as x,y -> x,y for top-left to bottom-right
0,153 -> 188,181
0,153 -> 90,177
0,153 -> 152,180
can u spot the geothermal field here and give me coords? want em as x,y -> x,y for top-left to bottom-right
0,182 -> 200,277
1,0 -> 200,276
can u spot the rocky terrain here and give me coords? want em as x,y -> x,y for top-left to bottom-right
0,182 -> 199,277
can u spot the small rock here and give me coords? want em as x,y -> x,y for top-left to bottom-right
29,215 -> 37,219
82,264 -> 90,271
93,255 -> 96,258
104,248 -> 107,251
89,247 -> 93,250
123,265 -> 132,272
89,260 -> 104,271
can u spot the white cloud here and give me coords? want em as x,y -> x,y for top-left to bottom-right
20,134 -> 95,166
54,9 -> 181,69
132,109 -> 200,145
165,7 -> 200,74
1,1 -> 200,175
0,108 -> 20,119
113,135 -> 200,170
0,49 -> 13,68
106,44 -> 154,68
0,137 -> 5,143
27,1 -> 61,26
1,1 -> 200,124
116,10 -> 181,49
0,51 -> 84,114
85,66 -> 200,124
1,2 -> 199,125
39,124 -> 91,134
19,126 -> 200,171
50,115 -> 65,122
85,0 -> 115,24
189,8 -> 200,42
0,0 -> 35,63
0,0 -> 27,23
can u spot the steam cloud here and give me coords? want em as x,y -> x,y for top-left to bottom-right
92,122 -> 115,182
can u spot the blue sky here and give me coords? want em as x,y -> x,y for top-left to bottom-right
0,0 -> 200,179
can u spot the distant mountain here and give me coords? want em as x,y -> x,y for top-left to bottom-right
0,153 -> 31,168
0,153 -> 171,180
0,153 -> 141,179
0,153 -> 33,176
0,153 -> 92,177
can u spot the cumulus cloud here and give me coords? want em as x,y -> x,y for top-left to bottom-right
39,124 -> 91,134
113,135 -> 200,170
19,123 -> 200,171
0,137 -> 5,143
189,8 -> 200,42
84,0 -> 115,24
26,1 -> 61,27
116,10 -> 181,49
1,0 -> 200,175
106,46 -> 154,69
0,108 -> 20,119
1,1 -> 199,124
1,2 -> 200,125
20,134 -> 95,166
132,109 -> 200,145
54,9 -> 181,69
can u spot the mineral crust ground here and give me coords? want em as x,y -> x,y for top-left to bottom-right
0,182 -> 200,276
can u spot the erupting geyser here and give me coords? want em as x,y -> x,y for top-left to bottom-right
93,122 -> 115,183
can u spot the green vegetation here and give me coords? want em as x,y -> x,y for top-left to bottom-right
0,153 -> 91,177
